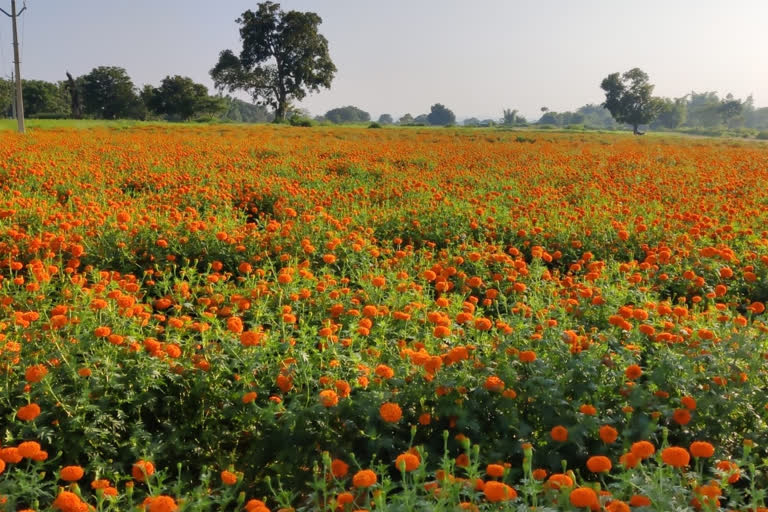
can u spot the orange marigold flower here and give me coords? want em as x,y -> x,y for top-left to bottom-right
60,465 -> 85,482
586,455 -> 612,473
681,396 -> 697,410
484,481 -> 517,502
672,408 -> 692,425
17,441 -> 41,459
629,495 -> 652,507
630,441 -> 655,459
569,487 -> 599,509
336,492 -> 354,506
25,364 -> 48,383
579,404 -> 597,415
716,460 -> 740,483
395,453 -> 420,472
661,446 -> 690,467
484,375 -> 505,392
17,403 -> 41,421
606,500 -> 630,512
619,452 -> 639,469
245,499 -> 270,512
374,364 -> 394,379
519,350 -> 536,363
599,425 -> 618,444
486,463 -> 505,478
352,469 -> 377,488
550,425 -> 568,442
91,479 -> 111,489
379,402 -> 402,422
689,441 -> 715,458
0,447 -> 22,463
221,470 -> 238,485
532,468 -> 548,480
455,453 -> 470,468
331,458 -> 349,478
52,491 -> 88,512
132,459 -> 155,481
319,389 -> 339,407
546,473 -> 574,489
148,495 -> 178,512
624,364 -> 642,380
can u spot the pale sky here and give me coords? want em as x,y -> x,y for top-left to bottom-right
1,0 -> 766,120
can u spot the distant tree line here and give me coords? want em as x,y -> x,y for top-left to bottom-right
598,68 -> 768,134
3,65 -> 766,132
0,67 -> 272,123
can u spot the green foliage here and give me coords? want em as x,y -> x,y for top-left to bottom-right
210,1 -> 336,121
377,113 -> 393,125
427,103 -> 455,126
757,131 -> 768,140
21,80 -> 70,117
324,105 -> 370,124
81,66 -> 143,119
288,113 -> 313,126
145,75 -> 225,121
368,121 -> 382,129
502,108 -> 526,125
0,78 -> 12,117
651,97 -> 687,129
219,96 -> 274,123
398,113 -> 414,125
601,68 -> 662,133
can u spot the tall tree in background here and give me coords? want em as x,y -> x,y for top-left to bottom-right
324,105 -> 369,124
211,1 -> 336,122
427,103 -> 455,126
81,66 -> 140,119
147,75 -> 225,121
65,72 -> 82,119
600,68 -> 662,134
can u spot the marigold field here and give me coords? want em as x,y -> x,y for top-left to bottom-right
1,124 -> 768,511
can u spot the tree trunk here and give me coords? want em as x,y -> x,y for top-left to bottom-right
633,124 -> 645,135
66,72 -> 82,119
273,102 -> 286,123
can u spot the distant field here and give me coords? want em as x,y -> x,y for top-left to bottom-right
1,125 -> 768,510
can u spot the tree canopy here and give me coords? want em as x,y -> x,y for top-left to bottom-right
324,105 -> 370,124
427,103 -> 455,126
600,68 -> 662,134
145,75 -> 224,121
210,1 -> 336,122
81,66 -> 142,119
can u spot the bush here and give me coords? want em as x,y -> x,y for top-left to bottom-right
28,112 -> 69,120
288,115 -> 313,127
368,122 -> 382,129
757,131 -> 768,140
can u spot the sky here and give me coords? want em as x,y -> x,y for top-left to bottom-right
1,0 -> 767,121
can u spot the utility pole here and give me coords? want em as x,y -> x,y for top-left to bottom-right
1,0 -> 27,133
10,71 -> 16,119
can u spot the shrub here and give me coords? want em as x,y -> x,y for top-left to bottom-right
288,114 -> 313,127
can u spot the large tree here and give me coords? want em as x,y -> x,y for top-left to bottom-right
81,66 -> 141,119
210,2 -> 336,122
324,105 -> 370,124
147,75 -> 225,121
600,68 -> 662,134
427,103 -> 455,126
